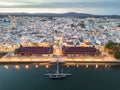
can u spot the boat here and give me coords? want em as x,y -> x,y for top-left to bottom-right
44,60 -> 71,79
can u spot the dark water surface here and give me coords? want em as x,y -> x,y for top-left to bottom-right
0,64 -> 120,90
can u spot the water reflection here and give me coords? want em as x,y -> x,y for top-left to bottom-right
105,64 -> 111,68
4,65 -> 9,69
0,63 -> 119,71
45,65 -> 49,69
35,65 -> 39,68
77,64 -> 79,68
67,65 -> 69,67
95,64 -> 98,69
108,65 -> 111,68
25,65 -> 29,69
14,65 -> 20,70
86,65 -> 88,68
105,64 -> 108,68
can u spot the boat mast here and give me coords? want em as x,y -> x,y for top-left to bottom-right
56,60 -> 59,74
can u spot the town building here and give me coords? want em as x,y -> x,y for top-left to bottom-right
14,45 -> 53,56
62,46 -> 100,56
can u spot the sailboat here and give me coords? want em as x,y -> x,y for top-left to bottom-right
44,60 -> 71,79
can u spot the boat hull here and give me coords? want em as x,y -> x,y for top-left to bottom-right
45,73 -> 71,79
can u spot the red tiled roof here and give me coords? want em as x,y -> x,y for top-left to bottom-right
15,46 -> 53,54
62,46 -> 99,54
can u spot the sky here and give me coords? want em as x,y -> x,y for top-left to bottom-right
0,0 -> 120,15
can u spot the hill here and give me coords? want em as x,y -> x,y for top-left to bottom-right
0,12 -> 120,18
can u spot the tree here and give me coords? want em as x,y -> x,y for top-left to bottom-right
114,52 -> 120,59
105,41 -> 120,59
105,41 -> 114,49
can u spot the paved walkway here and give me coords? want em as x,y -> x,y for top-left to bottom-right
0,56 -> 119,63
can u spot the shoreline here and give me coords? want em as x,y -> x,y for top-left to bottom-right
0,58 -> 120,65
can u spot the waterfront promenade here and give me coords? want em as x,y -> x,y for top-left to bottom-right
0,55 -> 120,66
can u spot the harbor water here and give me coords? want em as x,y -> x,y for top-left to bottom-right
0,64 -> 120,90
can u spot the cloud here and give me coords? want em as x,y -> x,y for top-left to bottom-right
0,1 -> 28,6
0,1 -> 37,7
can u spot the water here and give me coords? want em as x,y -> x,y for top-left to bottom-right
0,64 -> 120,90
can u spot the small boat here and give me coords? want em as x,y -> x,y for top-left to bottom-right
44,60 -> 71,79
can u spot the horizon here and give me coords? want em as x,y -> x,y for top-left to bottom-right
0,12 -> 120,16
